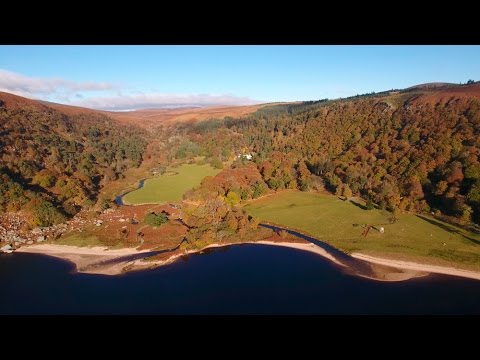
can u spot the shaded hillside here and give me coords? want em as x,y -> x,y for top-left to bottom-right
0,92 -> 148,226
185,83 -> 480,224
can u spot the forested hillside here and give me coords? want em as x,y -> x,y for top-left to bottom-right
0,92 -> 148,226
185,83 -> 480,224
2,82 -> 480,229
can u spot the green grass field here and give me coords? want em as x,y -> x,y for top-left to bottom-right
243,190 -> 480,270
122,163 -> 220,205
55,232 -> 101,247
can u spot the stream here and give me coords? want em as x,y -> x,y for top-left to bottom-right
115,179 -> 145,205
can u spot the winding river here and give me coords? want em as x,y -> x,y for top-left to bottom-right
115,179 -> 145,205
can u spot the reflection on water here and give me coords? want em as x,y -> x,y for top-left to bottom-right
1,244 -> 480,314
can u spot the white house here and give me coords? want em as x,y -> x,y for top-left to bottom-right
237,153 -> 253,160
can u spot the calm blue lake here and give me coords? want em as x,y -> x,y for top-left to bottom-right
1,244 -> 480,314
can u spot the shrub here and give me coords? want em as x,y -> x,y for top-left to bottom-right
210,158 -> 223,169
27,198 -> 66,227
144,212 -> 168,227
252,182 -> 267,198
366,199 -> 375,210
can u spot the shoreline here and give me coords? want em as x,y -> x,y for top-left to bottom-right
15,244 -> 153,276
247,241 -> 345,266
352,253 -> 480,281
247,241 -> 427,282
128,241 -> 347,273
13,241 -> 347,276
13,242 -> 480,282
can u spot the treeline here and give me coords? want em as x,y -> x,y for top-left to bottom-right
242,99 -> 330,119
181,91 -> 480,225
0,102 -> 148,226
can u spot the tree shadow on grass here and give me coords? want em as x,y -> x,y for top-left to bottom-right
349,199 -> 367,210
416,215 -> 480,246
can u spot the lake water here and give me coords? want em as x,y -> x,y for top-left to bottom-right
1,244 -> 480,314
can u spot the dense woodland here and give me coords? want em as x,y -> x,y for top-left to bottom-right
0,100 -> 147,226
181,87 -> 480,225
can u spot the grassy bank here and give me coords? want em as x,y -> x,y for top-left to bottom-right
122,163 -> 220,205
54,232 -> 102,247
243,190 -> 480,271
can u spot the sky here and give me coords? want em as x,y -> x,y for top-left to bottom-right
0,45 -> 478,111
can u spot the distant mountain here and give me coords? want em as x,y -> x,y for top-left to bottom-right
105,104 -> 265,127
21,95 -> 262,128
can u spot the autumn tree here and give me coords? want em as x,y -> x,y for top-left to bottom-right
296,160 -> 312,191
225,190 -> 241,206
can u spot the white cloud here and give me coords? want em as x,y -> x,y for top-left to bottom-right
0,69 -> 260,110
73,93 -> 260,111
0,69 -> 114,98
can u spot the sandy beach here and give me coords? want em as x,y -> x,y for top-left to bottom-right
14,242 -> 480,282
15,241 -> 345,276
129,241 -> 347,272
16,244 -> 153,275
247,241 -> 427,281
352,253 -> 480,281
248,241 -> 345,266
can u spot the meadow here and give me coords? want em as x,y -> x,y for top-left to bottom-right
122,163 -> 220,205
244,190 -> 480,270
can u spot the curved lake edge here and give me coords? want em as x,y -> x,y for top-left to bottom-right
17,235 -> 477,282
260,223 -> 480,281
7,247 -> 480,315
14,241 -> 406,281
16,222 -> 480,281
26,181 -> 479,282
